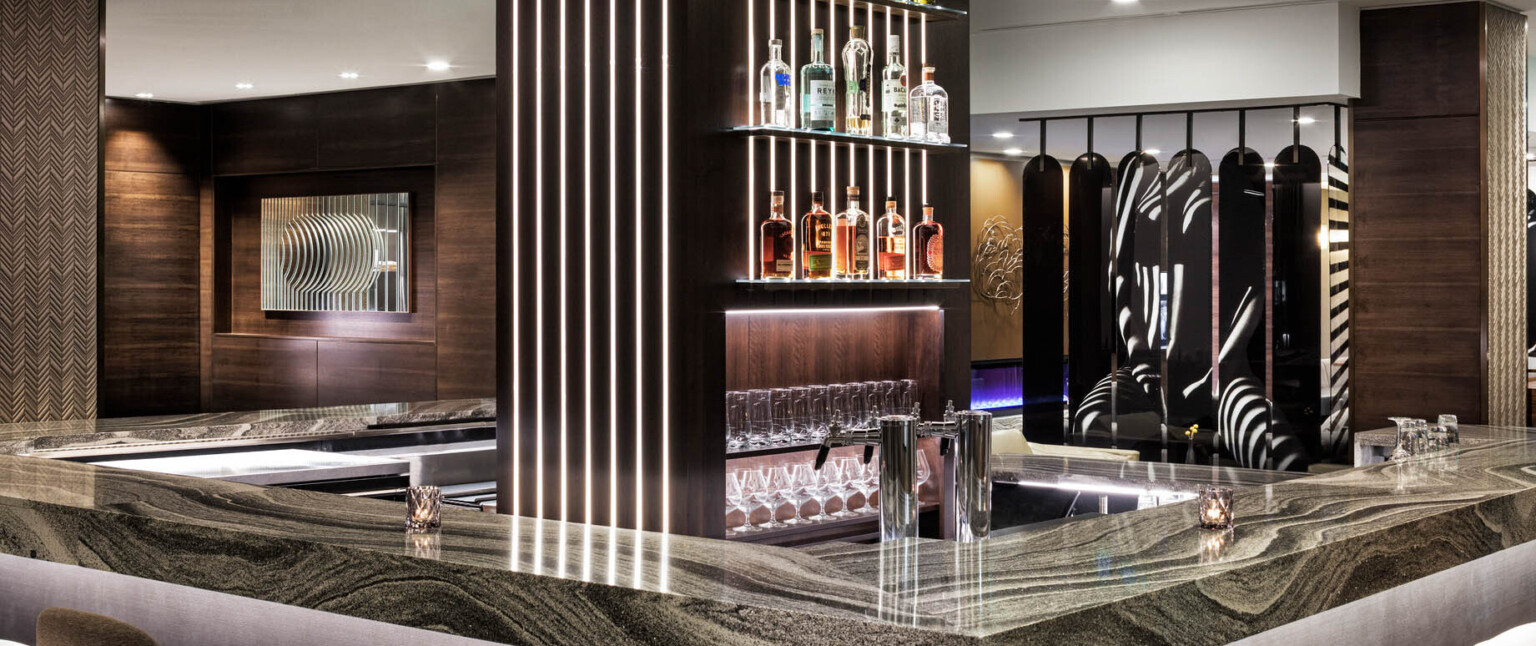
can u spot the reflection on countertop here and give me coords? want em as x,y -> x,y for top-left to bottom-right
4,427 -> 1536,643
0,399 -> 494,457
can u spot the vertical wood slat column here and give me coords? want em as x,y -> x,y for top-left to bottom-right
1351,1 -> 1526,430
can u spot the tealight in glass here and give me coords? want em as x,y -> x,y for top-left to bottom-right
1197,485 -> 1234,530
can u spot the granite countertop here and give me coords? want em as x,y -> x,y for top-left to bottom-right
991,454 -> 1304,494
0,399 -> 494,457
4,426 -> 1536,644
1353,423 -> 1528,447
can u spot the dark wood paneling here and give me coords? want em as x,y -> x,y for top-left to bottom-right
1351,3 -> 1489,432
210,97 -> 319,176
102,99 -> 206,417
317,340 -> 437,406
209,335 -> 317,411
104,98 -> 205,175
1355,2 -> 1481,121
217,167 -> 437,342
435,80 -> 497,400
317,84 -> 437,170
102,170 -> 202,416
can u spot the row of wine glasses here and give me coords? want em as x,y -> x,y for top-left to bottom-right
725,451 -> 931,534
725,379 -> 918,452
1387,415 -> 1459,461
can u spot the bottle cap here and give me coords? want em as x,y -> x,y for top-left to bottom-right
810,190 -> 825,202
770,38 -> 782,47
846,186 -> 861,196
923,66 -> 936,74
811,28 -> 824,36
771,190 -> 784,201
886,197 -> 898,209
888,35 -> 901,51
850,25 -> 866,39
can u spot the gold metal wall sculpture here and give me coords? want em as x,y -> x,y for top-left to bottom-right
973,215 -> 1023,313
261,194 -> 410,312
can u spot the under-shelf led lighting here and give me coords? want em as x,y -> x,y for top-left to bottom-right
992,131 -> 1014,139
1003,148 -> 1024,156
234,82 -> 254,90
1294,116 -> 1316,125
134,92 -> 154,99
339,71 -> 360,79
726,305 -> 941,316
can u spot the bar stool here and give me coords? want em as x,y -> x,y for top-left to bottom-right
35,608 -> 157,646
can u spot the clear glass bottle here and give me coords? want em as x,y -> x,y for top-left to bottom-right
800,29 -> 836,132
911,204 -> 943,279
875,198 -> 907,280
881,35 -> 907,138
840,25 -> 873,135
759,39 -> 793,128
760,190 -> 793,279
908,66 -> 949,143
834,186 -> 870,278
801,191 -> 833,279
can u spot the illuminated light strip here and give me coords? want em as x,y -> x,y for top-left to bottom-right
608,0 -> 619,528
922,150 -> 928,204
661,0 -> 672,536
903,10 -> 910,273
746,0 -> 755,279
789,0 -> 798,278
559,0 -> 569,524
725,304 -> 940,316
511,0 -> 522,519
769,138 -> 777,197
535,0 -> 546,521
633,0 -> 644,532
582,0 -> 592,527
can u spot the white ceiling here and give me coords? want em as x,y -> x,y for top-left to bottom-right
971,0 -> 1536,31
105,0 -> 494,103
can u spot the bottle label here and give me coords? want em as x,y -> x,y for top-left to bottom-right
776,72 -> 791,87
878,252 -> 905,272
925,232 -> 944,273
813,221 -> 832,250
805,251 -> 832,272
931,98 -> 948,133
807,80 -> 835,122
883,79 -> 906,109
853,226 -> 870,269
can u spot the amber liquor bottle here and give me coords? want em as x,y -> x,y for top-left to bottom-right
875,198 -> 907,279
801,191 -> 833,279
911,204 -> 943,279
834,186 -> 870,278
760,190 -> 794,279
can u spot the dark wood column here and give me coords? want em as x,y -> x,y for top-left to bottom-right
1351,1 -> 1527,431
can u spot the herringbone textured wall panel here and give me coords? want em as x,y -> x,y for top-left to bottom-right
0,0 -> 100,422
1484,5 -> 1527,427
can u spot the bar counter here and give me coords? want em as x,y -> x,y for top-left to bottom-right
2,425 -> 1535,644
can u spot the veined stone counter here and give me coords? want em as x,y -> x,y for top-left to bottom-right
3,427 -> 1536,644
0,399 -> 494,457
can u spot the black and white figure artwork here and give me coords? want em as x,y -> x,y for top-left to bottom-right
1031,122 -> 1351,471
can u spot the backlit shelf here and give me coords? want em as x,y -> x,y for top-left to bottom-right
737,278 -> 969,291
835,0 -> 967,22
732,126 -> 968,153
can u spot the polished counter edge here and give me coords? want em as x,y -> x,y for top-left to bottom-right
3,427 -> 1536,644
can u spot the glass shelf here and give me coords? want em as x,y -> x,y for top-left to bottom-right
732,126 -> 968,153
838,0 -> 967,22
737,278 -> 969,291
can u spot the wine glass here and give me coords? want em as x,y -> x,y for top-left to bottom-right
816,459 -> 845,520
831,457 -> 862,518
862,454 -> 880,514
785,464 -> 817,525
741,468 -> 777,529
725,470 -> 756,534
916,449 -> 932,488
758,467 -> 789,529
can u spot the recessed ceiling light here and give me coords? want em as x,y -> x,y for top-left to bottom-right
339,71 -> 360,80
1527,152 -> 1535,161
1264,161 -> 1277,169
1003,148 -> 1024,156
426,60 -> 452,72
1295,116 -> 1317,125
1113,0 -> 1138,4
992,131 -> 1014,139
1145,148 -> 1161,155
134,92 -> 154,99
235,82 -> 254,90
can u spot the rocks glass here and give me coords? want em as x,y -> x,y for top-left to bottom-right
407,485 -> 442,531
1196,485 -> 1234,530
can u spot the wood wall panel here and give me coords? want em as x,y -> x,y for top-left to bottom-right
210,97 -> 319,176
317,340 -> 437,406
101,98 -> 206,417
1354,3 -> 1481,121
209,335 -> 317,411
317,85 -> 437,170
434,80 -> 498,400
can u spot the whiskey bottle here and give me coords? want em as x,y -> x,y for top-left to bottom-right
875,198 -> 907,280
759,39 -> 793,128
881,35 -> 907,138
800,30 -> 836,132
911,204 -> 944,279
801,191 -> 834,279
835,186 -> 871,278
841,25 -> 873,135
760,190 -> 794,279
908,66 -> 949,143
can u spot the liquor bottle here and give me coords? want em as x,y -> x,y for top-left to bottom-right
911,204 -> 944,279
800,29 -> 835,132
801,191 -> 834,279
881,35 -> 907,138
834,186 -> 871,278
908,66 -> 950,143
875,198 -> 907,280
841,25 -> 873,135
759,39 -> 793,128
760,190 -> 794,279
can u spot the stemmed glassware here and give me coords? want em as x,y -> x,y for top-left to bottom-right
807,460 -> 839,522
785,464 -> 817,525
726,470 -> 757,534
